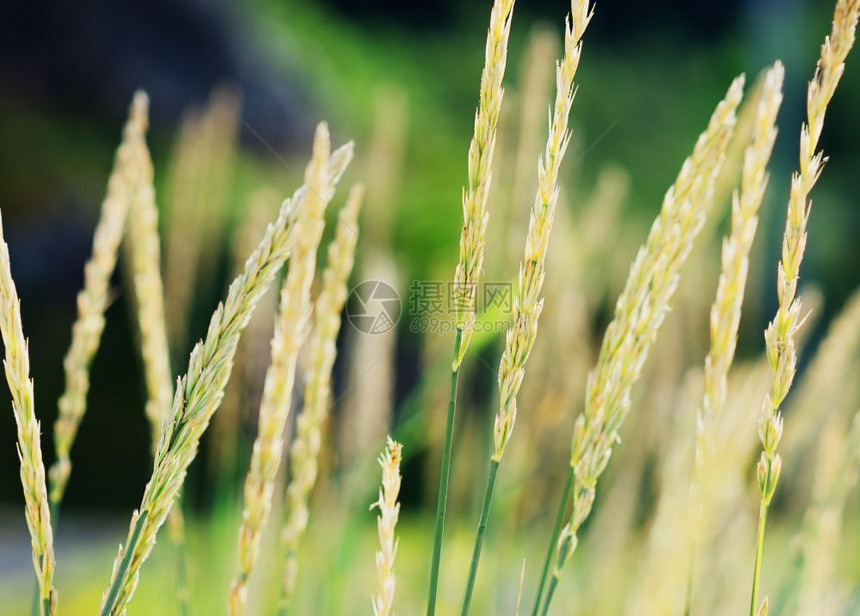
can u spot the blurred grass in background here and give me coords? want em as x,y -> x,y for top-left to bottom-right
1,0 -> 860,614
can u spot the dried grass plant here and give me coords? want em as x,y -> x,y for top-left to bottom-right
0,215 -> 57,615
749,2 -> 860,612
371,437 -> 404,616
535,75 -> 744,615
279,184 -> 364,611
461,1 -> 593,612
6,0 -> 860,614
229,123 -> 354,615
427,1 -> 515,612
122,92 -> 192,616
98,176 -> 308,615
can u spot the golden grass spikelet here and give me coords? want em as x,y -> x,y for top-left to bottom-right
569,74 -> 743,514
122,93 -> 192,614
452,0 -> 515,368
751,2 -> 859,612
229,123 -> 353,616
506,26 -> 559,266
371,437 -> 403,616
696,62 -> 784,473
552,75 -> 744,587
0,213 -> 57,615
98,173 -> 318,615
49,93 -> 145,506
279,184 -> 364,608
493,0 -> 592,461
124,94 -> 173,440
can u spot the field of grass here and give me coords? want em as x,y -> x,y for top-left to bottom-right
2,0 -> 860,615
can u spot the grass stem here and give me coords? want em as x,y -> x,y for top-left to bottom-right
460,458 -> 500,616
532,466 -> 573,616
426,328 -> 463,616
100,509 -> 149,616
540,573 -> 561,616
750,499 -> 769,616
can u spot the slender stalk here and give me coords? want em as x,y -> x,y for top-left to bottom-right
460,459 -> 499,616
541,578 -> 559,616
99,509 -> 150,616
426,329 -> 462,616
540,526 -> 574,616
541,524 -> 577,616
532,467 -> 573,616
750,478 -> 770,615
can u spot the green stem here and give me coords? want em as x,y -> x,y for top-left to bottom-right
540,510 -> 576,616
100,509 -> 150,616
30,577 -> 39,616
750,499 -> 769,616
426,329 -> 463,616
461,458 -> 500,616
532,467 -> 573,616
540,573 -> 561,616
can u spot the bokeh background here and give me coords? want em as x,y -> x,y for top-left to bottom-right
1,0 -> 859,613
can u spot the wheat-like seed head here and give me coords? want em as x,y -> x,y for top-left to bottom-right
695,63 -> 784,469
452,0 -> 515,369
229,124 -> 353,616
99,172 -> 317,614
751,10 -> 858,612
122,97 -> 192,606
280,184 -> 364,606
493,0 -> 592,461
124,93 -> 173,443
756,0 -> 859,512
561,75 -> 744,569
50,93 -> 146,505
506,27 -> 559,267
0,213 -> 57,614
371,436 -> 403,616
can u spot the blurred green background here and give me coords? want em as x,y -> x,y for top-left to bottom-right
1,0 -> 859,612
